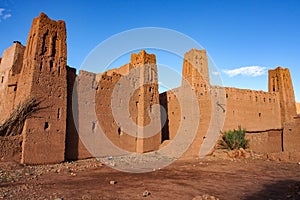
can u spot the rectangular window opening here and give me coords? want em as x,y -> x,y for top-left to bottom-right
44,122 -> 50,130
57,108 -> 61,119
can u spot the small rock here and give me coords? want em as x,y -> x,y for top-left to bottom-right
70,172 -> 76,176
109,180 -> 117,185
54,198 -> 63,200
81,194 -> 92,200
143,190 -> 151,197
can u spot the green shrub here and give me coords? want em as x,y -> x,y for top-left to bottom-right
219,126 -> 248,150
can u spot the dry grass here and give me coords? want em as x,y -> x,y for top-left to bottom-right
0,97 -> 42,137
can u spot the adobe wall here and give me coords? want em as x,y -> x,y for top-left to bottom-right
283,117 -> 300,152
65,66 -> 92,160
245,130 -> 283,153
223,88 -> 282,131
0,42 -> 25,124
159,88 -> 181,142
15,13 -> 68,164
96,50 -> 161,153
96,71 -> 137,152
0,135 -> 22,162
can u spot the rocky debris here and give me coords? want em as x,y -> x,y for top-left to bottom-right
192,194 -> 219,200
265,151 -> 300,163
209,148 -> 255,160
0,158 -> 103,199
109,180 -> 117,185
227,148 -> 251,159
97,152 -> 175,172
81,194 -> 92,200
142,190 -> 151,197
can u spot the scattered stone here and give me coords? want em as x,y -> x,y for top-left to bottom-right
109,180 -> 117,185
81,194 -> 92,200
143,190 -> 151,197
192,194 -> 219,200
70,172 -> 76,176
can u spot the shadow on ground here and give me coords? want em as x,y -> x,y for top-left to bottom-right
244,180 -> 300,200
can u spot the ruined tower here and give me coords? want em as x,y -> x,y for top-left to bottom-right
268,67 -> 297,124
15,13 -> 67,164
130,50 -> 161,153
95,50 -> 161,154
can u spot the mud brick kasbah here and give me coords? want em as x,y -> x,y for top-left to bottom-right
0,13 -> 299,164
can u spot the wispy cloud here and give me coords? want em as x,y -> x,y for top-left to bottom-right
0,8 -> 5,16
0,8 -> 12,21
223,66 -> 267,77
3,13 -> 11,19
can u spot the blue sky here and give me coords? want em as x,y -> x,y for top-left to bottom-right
0,0 -> 299,101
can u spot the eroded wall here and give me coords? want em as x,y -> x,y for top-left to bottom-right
245,130 -> 283,153
65,66 -> 92,160
95,50 -> 161,153
296,103 -> 300,115
15,13 -> 68,164
223,88 -> 282,131
283,117 -> 300,152
0,42 -> 25,124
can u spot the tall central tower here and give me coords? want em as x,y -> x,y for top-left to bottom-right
16,13 -> 68,164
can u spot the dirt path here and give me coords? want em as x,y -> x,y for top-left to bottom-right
1,158 -> 300,199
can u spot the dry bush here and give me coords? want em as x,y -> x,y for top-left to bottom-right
0,98 -> 42,137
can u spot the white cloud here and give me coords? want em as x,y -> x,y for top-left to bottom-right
0,8 -> 5,16
223,66 -> 267,77
0,8 -> 12,21
3,13 -> 11,19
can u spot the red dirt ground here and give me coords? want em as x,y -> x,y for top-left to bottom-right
1,156 -> 300,200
